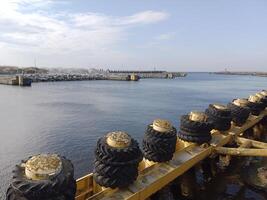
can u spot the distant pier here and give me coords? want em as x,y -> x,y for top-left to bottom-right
108,70 -> 187,79
0,69 -> 187,87
0,75 -> 32,86
214,71 -> 267,77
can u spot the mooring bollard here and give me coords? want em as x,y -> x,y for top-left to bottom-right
93,131 -> 143,188
227,99 -> 250,126
142,119 -> 177,162
6,154 -> 76,200
177,111 -> 213,197
205,104 -> 232,131
178,111 -> 213,144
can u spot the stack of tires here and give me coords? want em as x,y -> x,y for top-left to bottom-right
6,154 -> 76,200
247,95 -> 265,116
93,131 -> 142,188
259,91 -> 267,124
178,111 -> 213,144
256,93 -> 267,108
205,104 -> 232,131
142,119 -> 177,162
227,99 -> 250,126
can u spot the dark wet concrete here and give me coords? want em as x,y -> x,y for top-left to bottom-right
199,158 -> 267,200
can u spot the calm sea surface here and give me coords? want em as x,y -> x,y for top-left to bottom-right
0,73 -> 267,198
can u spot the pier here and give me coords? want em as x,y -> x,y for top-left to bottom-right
214,71 -> 267,77
5,89 -> 267,200
0,75 -> 32,86
108,70 -> 187,79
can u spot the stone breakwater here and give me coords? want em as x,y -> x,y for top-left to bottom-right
214,72 -> 267,77
25,74 -> 139,82
0,71 -> 187,86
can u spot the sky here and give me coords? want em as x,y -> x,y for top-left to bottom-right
0,0 -> 266,71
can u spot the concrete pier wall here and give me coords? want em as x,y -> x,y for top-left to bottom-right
0,76 -> 31,86
0,76 -> 18,85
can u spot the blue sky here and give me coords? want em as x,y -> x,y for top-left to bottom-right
0,0 -> 266,71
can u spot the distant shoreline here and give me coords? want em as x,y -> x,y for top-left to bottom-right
213,71 -> 267,77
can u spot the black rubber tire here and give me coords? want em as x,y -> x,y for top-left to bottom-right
142,136 -> 177,162
227,103 -> 250,126
177,129 -> 211,144
247,101 -> 265,116
260,97 -> 267,107
261,116 -> 267,126
95,136 -> 143,165
93,160 -> 138,188
207,104 -> 231,117
205,106 -> 232,131
5,185 -> 67,200
142,125 -> 177,162
93,136 -> 142,188
6,186 -> 27,200
10,156 -> 76,200
145,125 -> 177,139
180,115 -> 213,134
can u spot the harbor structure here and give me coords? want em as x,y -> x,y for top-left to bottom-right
5,90 -> 267,200
0,75 -> 32,86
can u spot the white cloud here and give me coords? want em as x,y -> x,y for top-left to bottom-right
72,10 -> 169,27
155,32 -> 175,41
0,0 -> 169,67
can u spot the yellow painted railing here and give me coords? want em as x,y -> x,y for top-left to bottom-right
75,110 -> 267,200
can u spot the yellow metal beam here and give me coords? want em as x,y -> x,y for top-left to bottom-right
236,137 -> 267,149
76,110 -> 267,200
215,147 -> 267,157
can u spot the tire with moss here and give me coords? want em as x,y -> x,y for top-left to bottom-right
205,106 -> 232,131
227,103 -> 250,126
247,101 -> 264,116
93,160 -> 138,188
142,125 -> 177,162
10,156 -> 76,200
180,115 -> 213,134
